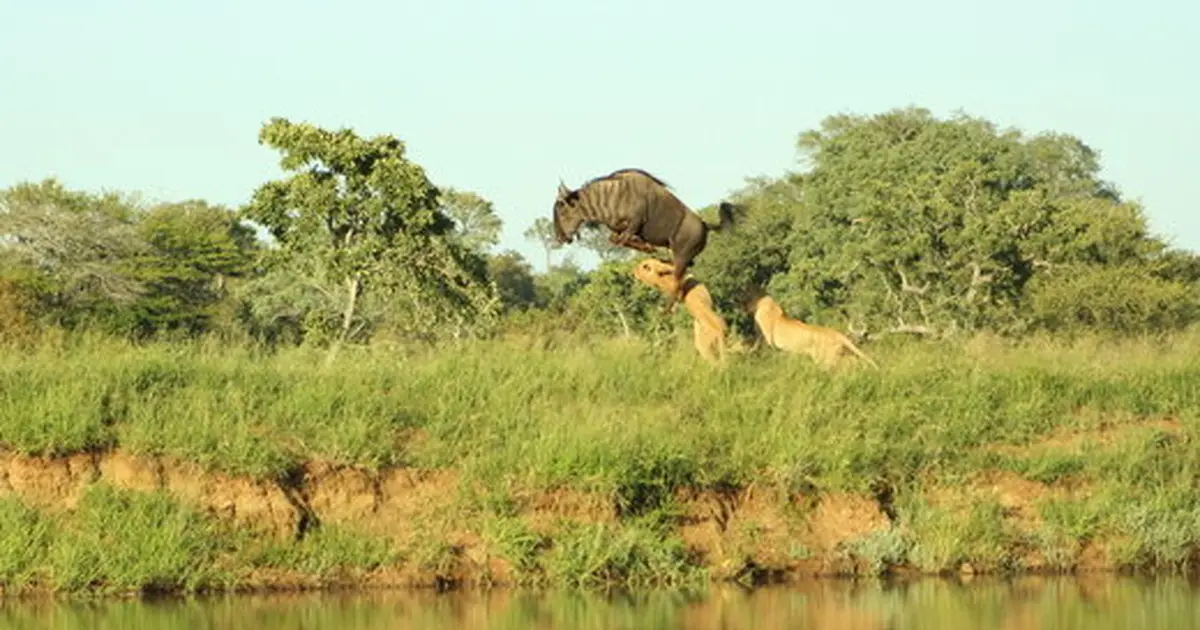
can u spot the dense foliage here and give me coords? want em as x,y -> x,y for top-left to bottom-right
2,107 -> 1197,348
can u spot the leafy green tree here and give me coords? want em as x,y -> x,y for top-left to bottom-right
573,224 -> 635,263
1025,264 -> 1198,335
532,258 -> 589,311
239,117 -> 498,351
487,249 -> 538,312
1,177 -> 141,222
560,258 -> 679,339
439,187 -> 503,255
118,200 -> 260,337
523,217 -> 561,271
689,176 -> 802,334
697,107 -> 1199,338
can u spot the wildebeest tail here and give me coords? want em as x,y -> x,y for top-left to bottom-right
707,201 -> 744,232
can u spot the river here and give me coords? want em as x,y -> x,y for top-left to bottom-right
2,576 -> 1198,630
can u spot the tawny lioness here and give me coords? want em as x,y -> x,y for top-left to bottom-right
632,258 -> 727,365
743,288 -> 879,370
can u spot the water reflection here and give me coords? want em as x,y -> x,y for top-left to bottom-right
2,576 -> 1198,630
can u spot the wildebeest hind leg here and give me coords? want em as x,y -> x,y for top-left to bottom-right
658,266 -> 688,316
668,251 -> 693,308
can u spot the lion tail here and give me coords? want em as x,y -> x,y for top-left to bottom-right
841,337 -> 880,369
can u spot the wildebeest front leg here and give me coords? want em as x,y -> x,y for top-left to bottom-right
609,231 -> 657,253
608,213 -> 657,252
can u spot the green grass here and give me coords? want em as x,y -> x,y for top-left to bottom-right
47,484 -> 240,596
4,331 -> 1196,490
251,524 -> 401,580
0,329 -> 1198,595
0,485 -> 239,596
542,518 -> 706,590
0,484 -> 405,597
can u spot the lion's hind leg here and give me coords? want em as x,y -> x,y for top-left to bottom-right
693,320 -> 719,365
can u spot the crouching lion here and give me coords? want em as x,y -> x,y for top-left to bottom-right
744,289 -> 879,370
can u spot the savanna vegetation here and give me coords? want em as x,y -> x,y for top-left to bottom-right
1,107 -> 1197,598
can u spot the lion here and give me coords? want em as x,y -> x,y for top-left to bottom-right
743,288 -> 879,370
632,257 -> 728,365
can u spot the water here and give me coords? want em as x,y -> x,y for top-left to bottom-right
2,576 -> 1198,630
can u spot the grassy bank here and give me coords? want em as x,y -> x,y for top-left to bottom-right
0,330 -> 1198,596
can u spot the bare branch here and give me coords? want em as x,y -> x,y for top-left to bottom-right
914,296 -> 932,326
881,270 -> 901,306
0,199 -> 149,304
305,278 -> 336,301
965,261 -> 995,304
846,318 -> 869,342
614,306 -> 631,338
895,264 -> 929,295
887,324 -> 933,336
965,178 -> 978,213
969,262 -> 994,285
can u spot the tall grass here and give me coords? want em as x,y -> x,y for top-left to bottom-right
2,331 -> 1195,492
0,484 -> 399,596
0,329 -> 1198,593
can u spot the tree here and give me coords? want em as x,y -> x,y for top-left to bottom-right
486,249 -> 538,312
439,187 -> 503,255
689,177 -> 802,335
561,258 -> 679,339
523,217 -> 561,272
532,258 -> 589,311
239,117 -> 498,352
120,200 -> 260,337
0,178 -> 150,327
1025,264 -> 1198,335
574,224 -> 635,263
697,107 -> 1199,338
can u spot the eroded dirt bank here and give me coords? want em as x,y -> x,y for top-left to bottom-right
0,446 -> 1146,593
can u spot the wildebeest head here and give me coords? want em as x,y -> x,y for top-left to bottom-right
552,179 -> 584,244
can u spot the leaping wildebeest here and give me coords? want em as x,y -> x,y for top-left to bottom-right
551,168 -> 742,311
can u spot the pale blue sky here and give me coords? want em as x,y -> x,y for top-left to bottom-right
2,0 -> 1196,271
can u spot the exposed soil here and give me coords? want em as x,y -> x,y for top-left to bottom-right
0,443 -> 1141,593
985,413 -> 1184,458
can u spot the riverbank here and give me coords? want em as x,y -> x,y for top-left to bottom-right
0,332 -> 1197,596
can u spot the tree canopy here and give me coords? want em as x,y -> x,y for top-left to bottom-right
238,117 -> 500,347
2,107 -> 1195,347
694,107 -> 1197,338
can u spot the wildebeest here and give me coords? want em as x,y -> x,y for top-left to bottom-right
551,168 -> 742,311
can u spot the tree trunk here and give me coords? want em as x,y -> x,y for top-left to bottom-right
340,274 -> 361,339
324,274 -> 361,367
615,307 -> 631,338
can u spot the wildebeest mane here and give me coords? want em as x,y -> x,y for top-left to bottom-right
578,168 -> 672,191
